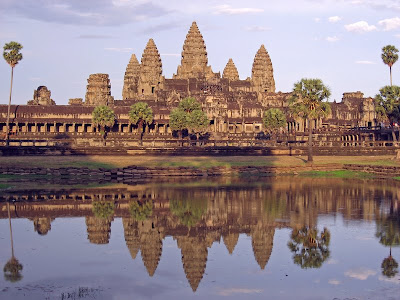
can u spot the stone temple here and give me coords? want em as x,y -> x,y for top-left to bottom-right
0,21 -> 386,149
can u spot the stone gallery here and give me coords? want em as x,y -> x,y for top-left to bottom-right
0,22 -> 381,147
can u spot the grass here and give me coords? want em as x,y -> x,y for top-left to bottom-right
394,176 -> 400,181
0,183 -> 12,189
300,170 -> 375,179
0,155 -> 398,170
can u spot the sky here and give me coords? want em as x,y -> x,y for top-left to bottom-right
1,0 -> 400,105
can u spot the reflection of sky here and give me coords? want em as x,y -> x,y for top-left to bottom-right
0,215 -> 399,300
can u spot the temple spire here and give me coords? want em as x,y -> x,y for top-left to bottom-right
251,44 -> 275,93
122,54 -> 140,99
222,58 -> 239,81
175,21 -> 214,79
138,38 -> 163,96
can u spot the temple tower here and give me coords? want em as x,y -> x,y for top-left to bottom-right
174,21 -> 214,79
251,227 -> 275,270
222,59 -> 239,81
84,73 -> 114,106
122,54 -> 140,99
140,227 -> 163,276
85,216 -> 113,244
123,218 -> 140,260
177,236 -> 208,292
251,45 -> 275,93
222,232 -> 239,254
137,39 -> 163,96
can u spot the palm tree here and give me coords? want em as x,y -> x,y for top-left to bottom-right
289,78 -> 331,162
129,102 -> 153,144
287,226 -> 331,269
3,41 -> 23,146
91,105 -> 115,145
381,253 -> 398,278
3,202 -> 23,282
375,85 -> 400,144
382,45 -> 399,86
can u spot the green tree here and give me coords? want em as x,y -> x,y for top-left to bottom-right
263,108 -> 287,137
375,85 -> 400,144
129,200 -> 153,221
3,41 -> 23,146
92,105 -> 115,144
382,45 -> 399,86
129,102 -> 153,143
169,97 -> 209,145
289,78 -> 331,162
287,226 -> 330,269
187,109 -> 209,142
169,108 -> 188,141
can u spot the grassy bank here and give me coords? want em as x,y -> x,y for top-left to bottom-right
0,155 -> 398,169
300,170 -> 375,179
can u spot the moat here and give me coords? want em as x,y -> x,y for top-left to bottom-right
0,177 -> 399,299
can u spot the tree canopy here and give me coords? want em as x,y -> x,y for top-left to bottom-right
92,201 -> 115,219
375,85 -> 400,125
170,198 -> 207,228
169,97 -> 209,139
3,41 -> 23,68
375,85 -> 400,142
382,45 -> 399,86
263,108 -> 287,134
290,78 -> 331,121
129,102 -> 153,127
92,105 -> 115,131
3,257 -> 23,282
289,78 -> 331,162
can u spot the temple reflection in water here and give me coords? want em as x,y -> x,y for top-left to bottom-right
1,177 -> 399,291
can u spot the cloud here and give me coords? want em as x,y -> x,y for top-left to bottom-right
327,259 -> 339,265
244,26 -> 271,32
378,17 -> 400,31
104,47 -> 134,52
328,16 -> 342,23
378,274 -> 400,284
216,288 -> 263,297
78,34 -> 115,39
328,279 -> 341,285
345,268 -> 377,280
314,17 -> 321,23
0,0 -> 170,26
326,36 -> 340,42
347,0 -> 400,12
138,22 -> 181,34
214,5 -> 264,15
344,21 -> 377,33
355,60 -> 376,64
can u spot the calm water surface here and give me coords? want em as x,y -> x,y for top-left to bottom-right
0,177 -> 399,300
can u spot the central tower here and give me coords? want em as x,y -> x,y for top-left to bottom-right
174,21 -> 214,80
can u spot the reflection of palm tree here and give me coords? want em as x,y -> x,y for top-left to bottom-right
287,226 -> 330,269
376,203 -> 400,278
3,202 -> 23,282
381,248 -> 399,278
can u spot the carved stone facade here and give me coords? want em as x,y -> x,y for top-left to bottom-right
28,86 -> 55,106
0,21 -> 383,143
85,73 -> 114,106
